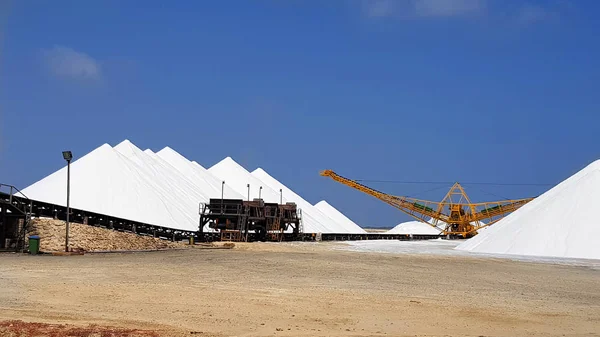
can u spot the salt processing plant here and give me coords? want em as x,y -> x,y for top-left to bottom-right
1,139 -> 599,261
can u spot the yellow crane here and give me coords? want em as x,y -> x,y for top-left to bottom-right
320,170 -> 535,238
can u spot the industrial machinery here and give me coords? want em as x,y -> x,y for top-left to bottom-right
320,170 -> 534,238
198,198 -> 302,242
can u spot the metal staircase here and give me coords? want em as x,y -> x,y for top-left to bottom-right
0,184 -> 33,251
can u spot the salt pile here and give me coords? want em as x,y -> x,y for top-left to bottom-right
21,143 -> 199,231
114,141 -> 227,232
155,148 -> 242,200
313,200 -> 366,234
208,157 -> 281,204
456,159 -> 600,260
115,141 -> 211,202
21,140 -> 363,235
252,168 -> 364,234
385,221 -> 441,235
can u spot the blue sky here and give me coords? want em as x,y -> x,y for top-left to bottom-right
1,0 -> 599,227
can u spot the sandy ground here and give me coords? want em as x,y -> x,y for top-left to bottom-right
0,242 -> 599,337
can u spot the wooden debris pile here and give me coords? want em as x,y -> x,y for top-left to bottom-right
26,218 -> 187,252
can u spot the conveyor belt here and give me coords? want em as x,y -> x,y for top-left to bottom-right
1,191 -> 442,245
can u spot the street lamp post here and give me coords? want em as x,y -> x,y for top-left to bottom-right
221,181 -> 225,213
259,186 -> 262,201
247,184 -> 250,201
280,189 -> 283,204
62,151 -> 73,252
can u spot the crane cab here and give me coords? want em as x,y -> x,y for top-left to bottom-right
446,204 -> 476,238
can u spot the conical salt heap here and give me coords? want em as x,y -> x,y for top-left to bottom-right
456,159 -> 600,260
385,221 -> 441,235
21,143 -> 198,231
313,200 -> 366,234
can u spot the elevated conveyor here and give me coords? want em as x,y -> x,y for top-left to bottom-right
1,185 -> 441,247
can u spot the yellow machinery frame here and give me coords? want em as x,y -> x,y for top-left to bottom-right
320,170 -> 534,238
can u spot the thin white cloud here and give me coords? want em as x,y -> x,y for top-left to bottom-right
43,45 -> 101,80
363,0 -> 486,19
365,0 -> 394,17
362,0 -> 568,24
413,0 -> 485,17
516,2 -> 562,25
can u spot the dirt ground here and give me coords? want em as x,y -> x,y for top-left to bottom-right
0,242 -> 598,337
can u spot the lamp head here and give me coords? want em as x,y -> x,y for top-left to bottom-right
62,151 -> 73,162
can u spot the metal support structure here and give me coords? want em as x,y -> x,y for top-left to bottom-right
0,205 -> 6,249
199,197 -> 302,242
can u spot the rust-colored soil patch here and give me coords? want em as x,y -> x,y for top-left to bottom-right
0,320 -> 159,337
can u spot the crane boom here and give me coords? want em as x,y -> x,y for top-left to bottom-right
320,169 -> 535,238
320,169 -> 449,223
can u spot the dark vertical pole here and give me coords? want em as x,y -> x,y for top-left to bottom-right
247,184 -> 250,201
65,159 -> 71,252
259,186 -> 262,201
221,181 -> 225,213
280,189 -> 282,204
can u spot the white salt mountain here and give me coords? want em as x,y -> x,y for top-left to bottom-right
456,159 -> 600,260
114,141 -> 219,232
209,157 -> 280,203
156,147 -> 243,200
209,157 -> 331,233
21,143 -> 198,231
252,168 -> 362,234
313,200 -> 366,234
22,141 -> 370,235
115,141 -> 211,201
385,221 -> 442,235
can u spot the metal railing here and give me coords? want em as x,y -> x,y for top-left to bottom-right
0,183 -> 30,207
